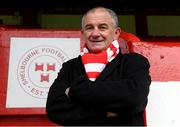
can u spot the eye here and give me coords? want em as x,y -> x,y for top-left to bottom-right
99,25 -> 108,31
85,25 -> 93,31
86,27 -> 93,30
100,26 -> 107,30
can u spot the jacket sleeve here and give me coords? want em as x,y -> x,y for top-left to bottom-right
69,53 -> 151,114
46,61 -> 105,125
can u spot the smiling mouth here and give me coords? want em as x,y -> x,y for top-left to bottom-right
91,40 -> 103,43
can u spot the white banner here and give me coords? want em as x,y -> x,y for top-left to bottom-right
6,37 -> 80,108
146,81 -> 180,127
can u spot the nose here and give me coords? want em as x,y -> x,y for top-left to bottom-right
91,28 -> 100,37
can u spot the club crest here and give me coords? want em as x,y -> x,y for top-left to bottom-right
17,45 -> 69,99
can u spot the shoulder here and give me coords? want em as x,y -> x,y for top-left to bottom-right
62,55 -> 81,67
124,52 -> 148,60
65,55 -> 80,63
123,52 -> 150,67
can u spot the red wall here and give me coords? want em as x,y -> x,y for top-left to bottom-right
1,28 -> 180,126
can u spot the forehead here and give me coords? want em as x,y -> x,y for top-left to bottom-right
84,9 -> 113,26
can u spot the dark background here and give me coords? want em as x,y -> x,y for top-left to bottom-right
0,0 -> 180,38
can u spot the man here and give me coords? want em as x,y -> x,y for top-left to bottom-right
46,7 -> 151,126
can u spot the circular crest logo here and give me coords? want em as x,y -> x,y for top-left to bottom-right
17,45 -> 69,99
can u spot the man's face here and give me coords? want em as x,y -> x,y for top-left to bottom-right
81,8 -> 120,53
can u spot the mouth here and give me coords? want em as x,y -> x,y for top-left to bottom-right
90,40 -> 104,43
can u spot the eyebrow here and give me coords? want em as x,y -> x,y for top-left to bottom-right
84,24 -> 92,28
99,23 -> 109,27
84,23 -> 109,28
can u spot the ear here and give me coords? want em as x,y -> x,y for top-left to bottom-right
81,29 -> 85,40
114,27 -> 121,40
81,29 -> 84,34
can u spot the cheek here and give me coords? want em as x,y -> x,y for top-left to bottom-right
82,32 -> 87,37
83,32 -> 91,39
105,33 -> 115,41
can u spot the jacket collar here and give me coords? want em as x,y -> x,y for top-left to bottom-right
95,52 -> 123,81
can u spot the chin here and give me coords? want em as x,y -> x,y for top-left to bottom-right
91,48 -> 104,53
88,45 -> 105,53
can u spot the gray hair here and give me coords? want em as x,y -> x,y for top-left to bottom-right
81,7 -> 119,28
